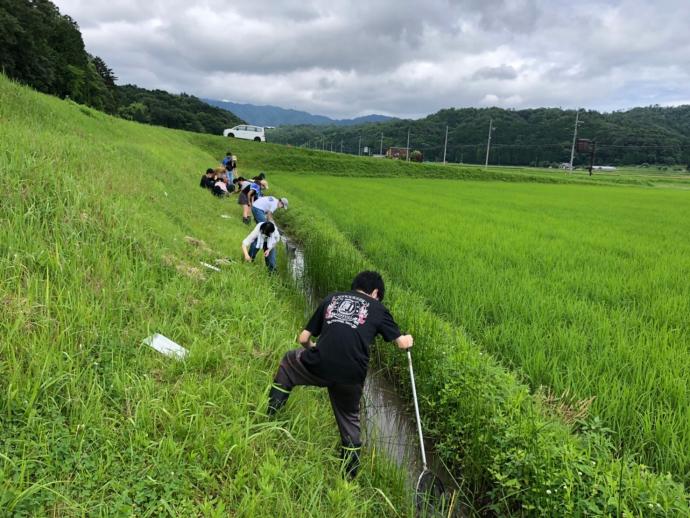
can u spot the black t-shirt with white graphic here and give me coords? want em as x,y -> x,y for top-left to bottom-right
301,290 -> 402,384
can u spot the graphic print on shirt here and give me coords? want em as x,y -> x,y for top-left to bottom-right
324,295 -> 370,329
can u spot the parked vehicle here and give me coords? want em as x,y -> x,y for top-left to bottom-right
223,125 -> 266,142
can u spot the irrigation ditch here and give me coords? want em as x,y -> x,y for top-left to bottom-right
282,237 -> 466,517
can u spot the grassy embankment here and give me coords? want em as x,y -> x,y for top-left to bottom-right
0,74 -> 410,516
211,137 -> 690,188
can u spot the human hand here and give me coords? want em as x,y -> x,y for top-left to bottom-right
264,249 -> 271,258
396,335 -> 414,349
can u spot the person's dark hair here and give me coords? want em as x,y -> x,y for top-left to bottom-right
253,172 -> 266,181
351,271 -> 385,301
206,168 -> 214,175
226,151 -> 232,155
261,222 -> 275,235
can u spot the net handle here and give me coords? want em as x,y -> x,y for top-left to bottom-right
407,349 -> 428,470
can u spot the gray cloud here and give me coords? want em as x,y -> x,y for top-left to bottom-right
473,65 -> 519,80
54,0 -> 690,118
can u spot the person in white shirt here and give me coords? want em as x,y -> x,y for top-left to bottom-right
241,221 -> 280,271
251,196 -> 288,223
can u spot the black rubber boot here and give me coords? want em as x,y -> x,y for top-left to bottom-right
267,384 -> 290,416
340,442 -> 362,480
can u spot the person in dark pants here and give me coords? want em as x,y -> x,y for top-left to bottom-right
199,168 -> 215,189
267,271 -> 414,478
241,221 -> 280,272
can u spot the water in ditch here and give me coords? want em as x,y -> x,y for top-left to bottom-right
282,237 -> 465,516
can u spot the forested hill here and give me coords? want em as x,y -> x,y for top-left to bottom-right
268,106 -> 690,167
0,0 -> 243,135
117,86 -> 243,135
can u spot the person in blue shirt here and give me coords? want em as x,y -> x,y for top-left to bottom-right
246,179 -> 268,207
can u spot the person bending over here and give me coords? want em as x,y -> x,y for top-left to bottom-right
236,178 -> 252,224
213,176 -> 229,197
241,221 -> 280,271
246,179 -> 268,207
251,195 -> 288,223
267,271 -> 414,478
200,168 -> 215,189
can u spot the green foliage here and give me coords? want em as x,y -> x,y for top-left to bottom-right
118,101 -> 151,124
115,84 -> 244,135
275,184 -> 690,516
0,0 -> 243,131
0,0 -> 119,113
268,105 -> 690,167
0,74 -> 411,516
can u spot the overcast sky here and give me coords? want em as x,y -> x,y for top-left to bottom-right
53,0 -> 690,119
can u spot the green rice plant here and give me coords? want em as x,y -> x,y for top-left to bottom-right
275,182 -> 690,516
276,175 -> 690,484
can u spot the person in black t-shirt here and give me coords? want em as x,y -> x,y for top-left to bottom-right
267,271 -> 414,478
199,168 -> 215,189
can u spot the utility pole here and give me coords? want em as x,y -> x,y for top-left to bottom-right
569,110 -> 582,173
330,142 -> 333,152
484,118 -> 494,169
406,128 -> 411,162
380,133 -> 384,156
322,136 -> 325,151
442,125 -> 449,164
358,135 -> 362,156
340,140 -> 343,153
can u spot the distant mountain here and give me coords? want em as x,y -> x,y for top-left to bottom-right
203,99 -> 395,127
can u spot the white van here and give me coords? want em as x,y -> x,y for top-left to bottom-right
223,125 -> 266,142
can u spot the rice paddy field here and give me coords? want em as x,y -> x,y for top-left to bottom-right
276,174 -> 690,482
3,70 -> 690,515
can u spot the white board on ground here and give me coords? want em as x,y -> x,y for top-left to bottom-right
143,333 -> 189,359
200,261 -> 221,271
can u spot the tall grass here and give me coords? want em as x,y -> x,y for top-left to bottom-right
0,74 -> 411,516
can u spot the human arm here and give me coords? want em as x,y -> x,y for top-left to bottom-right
378,307 -> 413,349
297,329 -> 316,348
242,243 -> 252,261
298,296 -> 327,348
263,228 -> 279,257
241,225 -> 261,261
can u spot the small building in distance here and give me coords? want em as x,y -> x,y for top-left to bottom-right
386,146 -> 408,160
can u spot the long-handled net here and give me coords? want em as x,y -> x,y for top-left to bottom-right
407,350 -> 446,515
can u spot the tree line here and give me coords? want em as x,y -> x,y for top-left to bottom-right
0,0 -> 243,134
268,106 -> 690,168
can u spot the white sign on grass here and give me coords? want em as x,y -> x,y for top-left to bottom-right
143,333 -> 189,359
